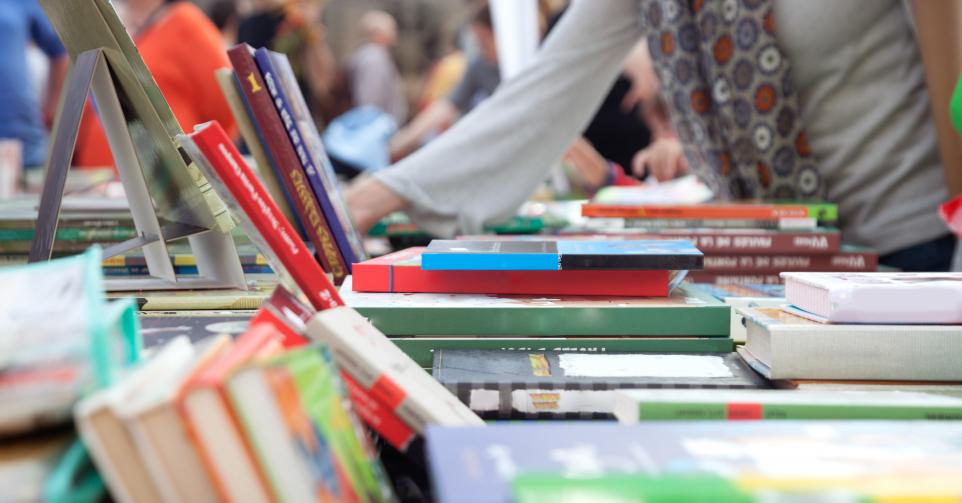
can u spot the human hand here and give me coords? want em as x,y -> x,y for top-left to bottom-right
344,175 -> 408,234
631,138 -> 689,182
564,137 -> 610,191
621,39 -> 659,112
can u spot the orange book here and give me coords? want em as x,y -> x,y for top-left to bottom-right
581,203 -> 822,220
176,325 -> 283,503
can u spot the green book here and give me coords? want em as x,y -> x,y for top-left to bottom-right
394,337 -> 733,369
613,389 -> 962,422
513,474 -> 755,503
0,227 -> 137,242
342,277 -> 729,337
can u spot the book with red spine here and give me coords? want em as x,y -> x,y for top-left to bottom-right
340,371 -> 416,452
227,44 -> 347,284
557,228 -> 842,254
581,202 -> 832,220
178,120 -> 343,310
175,324 -> 284,503
703,248 -> 878,273
687,272 -> 784,286
353,247 -> 671,296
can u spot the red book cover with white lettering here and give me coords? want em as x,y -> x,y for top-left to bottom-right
179,121 -> 343,310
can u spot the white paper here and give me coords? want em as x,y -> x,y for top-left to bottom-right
558,354 -> 733,378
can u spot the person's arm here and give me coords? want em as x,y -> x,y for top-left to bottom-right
347,0 -> 644,236
29,2 -> 67,127
43,57 -> 68,128
912,0 -> 962,197
388,99 -> 459,161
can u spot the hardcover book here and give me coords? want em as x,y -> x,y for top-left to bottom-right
562,227 -> 843,254
433,351 -> 766,418
306,307 -> 485,436
581,202 -> 837,222
340,277 -> 729,337
421,239 -> 703,271
227,44 -> 346,283
782,272 -> 962,324
739,307 -> 962,381
252,49 -> 351,278
612,389 -> 962,422
397,337 -> 734,369
353,247 -> 672,296
426,421 -> 962,503
178,121 -> 343,310
703,247 -> 878,273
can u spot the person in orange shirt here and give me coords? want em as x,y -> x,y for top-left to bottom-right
74,0 -> 237,168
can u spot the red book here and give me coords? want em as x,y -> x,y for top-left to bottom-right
340,371 -> 416,452
581,203 -> 818,220
181,120 -> 343,310
352,247 -> 671,296
227,44 -> 347,284
176,324 -> 283,503
703,249 -> 878,273
248,286 -> 315,348
686,272 -> 784,286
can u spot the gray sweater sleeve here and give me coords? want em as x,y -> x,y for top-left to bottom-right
374,0 -> 643,237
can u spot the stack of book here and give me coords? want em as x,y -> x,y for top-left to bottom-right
577,198 -> 880,285
738,272 -> 962,388
344,239 -> 733,369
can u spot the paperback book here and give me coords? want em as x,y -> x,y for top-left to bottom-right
433,350 -> 766,418
581,201 -> 838,222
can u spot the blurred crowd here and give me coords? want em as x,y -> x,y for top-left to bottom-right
1,0 -> 660,196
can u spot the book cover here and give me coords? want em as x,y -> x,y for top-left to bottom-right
215,67 -> 302,235
613,389 -> 962,422
740,307 -> 962,381
704,248 -> 878,273
353,247 -> 670,296
581,202 -> 837,222
341,277 -> 730,337
175,325 -> 283,503
227,44 -> 345,283
433,351 -> 767,419
306,307 -> 485,435
263,346 -> 395,503
782,272 -> 962,324
426,421 -> 962,503
397,337 -> 734,369
268,50 -> 367,266
253,49 -> 350,279
421,239 -> 703,271
178,120 -> 343,310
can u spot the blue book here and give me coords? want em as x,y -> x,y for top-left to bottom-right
253,48 -> 358,271
425,421 -> 962,503
420,239 -> 703,271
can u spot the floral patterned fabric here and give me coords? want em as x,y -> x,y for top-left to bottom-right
641,0 -> 824,200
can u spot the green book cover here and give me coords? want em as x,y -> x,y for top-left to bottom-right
266,346 -> 395,503
343,278 -> 729,337
0,227 -> 137,242
512,474 -> 754,503
615,389 -> 962,422
393,337 -> 733,369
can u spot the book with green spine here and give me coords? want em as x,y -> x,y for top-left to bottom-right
613,389 -> 962,422
342,278 -> 729,337
395,337 -> 734,369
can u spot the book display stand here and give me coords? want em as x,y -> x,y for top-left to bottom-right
30,0 -> 246,292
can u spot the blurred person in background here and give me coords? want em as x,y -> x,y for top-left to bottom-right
207,0 -> 240,47
237,0 -> 338,121
348,10 -> 407,124
0,0 -> 67,169
74,0 -> 236,167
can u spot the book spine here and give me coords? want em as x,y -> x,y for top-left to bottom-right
582,204 -> 814,220
420,252 -> 559,271
187,121 -> 343,310
635,402 -> 962,420
0,227 -> 137,241
703,251 -> 878,272
340,371 -> 415,452
228,45 -> 345,284
686,272 -> 784,285
635,231 -> 842,254
253,49 -> 350,281
263,50 -> 362,269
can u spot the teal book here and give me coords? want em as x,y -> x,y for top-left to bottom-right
341,277 -> 729,336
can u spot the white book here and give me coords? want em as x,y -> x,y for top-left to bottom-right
120,335 -> 229,503
307,307 -> 484,433
782,272 -> 962,324
75,337 -> 194,503
740,307 -> 962,381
